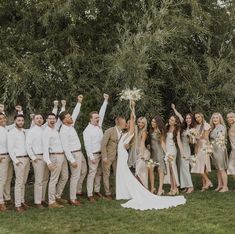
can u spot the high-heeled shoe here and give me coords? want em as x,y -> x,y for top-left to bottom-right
157,190 -> 165,196
215,187 -> 223,192
201,183 -> 213,192
167,190 -> 173,195
186,188 -> 194,194
151,188 -> 157,194
171,188 -> 179,195
219,187 -> 229,193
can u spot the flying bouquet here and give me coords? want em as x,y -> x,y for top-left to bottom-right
119,88 -> 143,102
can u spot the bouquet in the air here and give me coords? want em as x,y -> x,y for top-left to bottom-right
120,88 -> 143,102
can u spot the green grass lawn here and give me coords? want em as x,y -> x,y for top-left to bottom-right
1,172 -> 235,234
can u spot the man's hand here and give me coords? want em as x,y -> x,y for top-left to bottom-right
171,104 -> 175,110
32,158 -> 41,163
30,114 -> 35,120
15,105 -> 22,112
103,93 -> 109,101
15,161 -> 23,166
0,104 -> 4,113
77,95 -> 83,103
48,163 -> 57,171
61,100 -> 66,107
103,158 -> 108,163
124,144 -> 130,150
90,159 -> 96,164
53,100 -> 59,107
0,157 -> 5,163
71,162 -> 78,168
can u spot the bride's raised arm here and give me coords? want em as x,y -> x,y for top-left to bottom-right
128,101 -> 136,136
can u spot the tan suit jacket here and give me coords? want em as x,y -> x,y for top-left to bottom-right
101,127 -> 119,161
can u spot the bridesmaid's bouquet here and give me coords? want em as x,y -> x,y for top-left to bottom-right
187,128 -> 198,144
202,143 -> 213,157
119,88 -> 143,102
145,159 -> 159,168
188,155 -> 197,167
164,154 -> 174,164
211,132 -> 227,151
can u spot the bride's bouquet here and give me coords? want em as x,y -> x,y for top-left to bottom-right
119,88 -> 143,102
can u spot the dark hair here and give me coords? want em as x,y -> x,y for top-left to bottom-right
14,114 -> 25,120
47,113 -> 56,119
59,111 -> 69,122
166,115 -> 181,144
89,111 -> 98,119
181,113 -> 196,134
33,114 -> 44,119
150,116 -> 166,140
194,112 -> 205,135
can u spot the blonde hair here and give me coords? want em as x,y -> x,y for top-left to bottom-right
210,112 -> 226,130
137,117 -> 147,132
227,112 -> 235,127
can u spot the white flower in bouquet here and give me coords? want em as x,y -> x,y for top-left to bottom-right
211,132 -> 227,151
187,128 -> 199,144
188,155 -> 197,167
119,88 -> 143,101
145,159 -> 159,168
164,154 -> 174,164
202,143 -> 213,156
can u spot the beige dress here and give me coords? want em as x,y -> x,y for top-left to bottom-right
210,125 -> 228,170
135,131 -> 150,188
191,122 -> 211,174
228,125 -> 235,175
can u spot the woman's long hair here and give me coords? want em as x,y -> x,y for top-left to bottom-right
194,112 -> 205,135
166,115 -> 181,144
149,116 -> 166,141
227,112 -> 235,127
181,113 -> 196,134
210,112 -> 226,131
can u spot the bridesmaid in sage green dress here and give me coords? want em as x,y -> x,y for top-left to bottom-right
149,116 -> 167,195
172,104 -> 194,193
210,113 -> 228,192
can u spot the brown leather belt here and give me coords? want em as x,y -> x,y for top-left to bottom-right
0,153 -> 9,156
36,154 -> 43,156
16,155 -> 28,158
71,150 -> 81,154
50,152 -> 64,155
93,151 -> 101,154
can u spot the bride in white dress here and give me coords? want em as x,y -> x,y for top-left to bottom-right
116,102 -> 186,210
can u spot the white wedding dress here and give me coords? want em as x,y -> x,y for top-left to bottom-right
116,133 -> 186,210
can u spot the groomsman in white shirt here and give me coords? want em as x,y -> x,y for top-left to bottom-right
8,114 -> 30,213
83,93 -> 109,202
26,114 -> 49,209
42,113 -> 67,208
59,95 -> 84,206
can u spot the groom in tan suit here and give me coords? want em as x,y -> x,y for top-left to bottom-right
101,116 -> 126,200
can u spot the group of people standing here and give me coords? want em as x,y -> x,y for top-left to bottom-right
0,95 -> 235,212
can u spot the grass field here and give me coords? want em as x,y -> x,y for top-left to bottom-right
1,172 -> 235,234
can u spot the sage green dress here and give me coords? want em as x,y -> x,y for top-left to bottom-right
210,124 -> 228,170
150,131 -> 167,174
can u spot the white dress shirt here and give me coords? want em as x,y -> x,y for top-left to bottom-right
0,126 -> 8,154
42,125 -> 64,165
59,102 -> 82,163
26,125 -> 43,161
7,127 -> 27,164
83,101 -> 108,160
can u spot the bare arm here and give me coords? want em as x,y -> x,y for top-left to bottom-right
171,104 -> 184,123
140,131 -> 147,158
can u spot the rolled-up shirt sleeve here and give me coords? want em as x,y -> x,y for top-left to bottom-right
72,102 -> 81,124
60,128 -> 75,163
98,101 -> 108,127
42,129 -> 52,165
83,129 -> 94,160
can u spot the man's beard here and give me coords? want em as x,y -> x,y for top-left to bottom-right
16,123 -> 24,128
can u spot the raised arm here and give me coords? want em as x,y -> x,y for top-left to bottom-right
55,100 -> 66,130
98,93 -> 109,127
171,104 -> 184,123
71,95 -> 83,124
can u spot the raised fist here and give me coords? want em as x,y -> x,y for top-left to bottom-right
77,95 -> 83,103
53,100 -> 59,107
15,105 -> 22,112
61,100 -> 66,107
103,93 -> 109,101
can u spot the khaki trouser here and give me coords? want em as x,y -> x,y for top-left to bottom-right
0,155 -> 11,204
4,160 -> 13,201
32,155 -> 49,204
69,151 -> 83,200
48,154 -> 65,204
102,157 -> 117,196
13,157 -> 30,207
86,153 -> 102,197
55,158 -> 69,199
77,154 -> 87,194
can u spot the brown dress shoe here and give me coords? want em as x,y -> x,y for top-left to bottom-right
88,196 -> 96,203
48,202 -> 64,209
4,200 -> 12,206
36,204 -> 45,209
16,207 -> 25,213
105,195 -> 113,200
56,198 -> 68,205
21,203 -> 30,210
76,193 -> 84,197
69,200 -> 81,206
41,201 -> 48,207
0,203 -> 7,212
94,192 -> 103,198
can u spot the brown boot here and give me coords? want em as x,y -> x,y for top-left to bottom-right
56,198 -> 68,205
0,203 -> 7,212
94,192 -> 103,199
48,202 -> 64,209
41,201 -> 48,207
69,200 -> 81,206
21,203 -> 30,210
16,206 -> 25,213
88,196 -> 96,203
36,204 -> 45,209
105,195 -> 113,200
